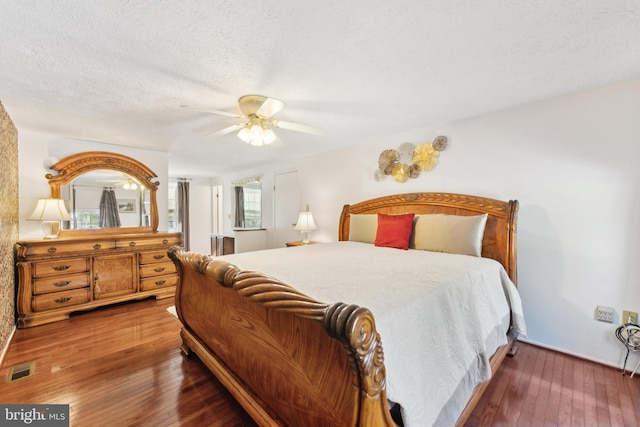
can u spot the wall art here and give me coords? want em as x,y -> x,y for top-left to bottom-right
374,135 -> 448,183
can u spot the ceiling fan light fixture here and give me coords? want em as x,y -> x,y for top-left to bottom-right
237,126 -> 252,143
237,122 -> 276,146
250,124 -> 264,140
122,179 -> 138,190
263,127 -> 276,145
210,95 -> 323,146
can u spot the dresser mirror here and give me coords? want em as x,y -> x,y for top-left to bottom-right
60,170 -> 151,230
47,151 -> 159,234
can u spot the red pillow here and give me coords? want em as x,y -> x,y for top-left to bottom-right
374,213 -> 415,250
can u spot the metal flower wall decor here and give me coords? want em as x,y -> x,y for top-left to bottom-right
374,135 -> 448,183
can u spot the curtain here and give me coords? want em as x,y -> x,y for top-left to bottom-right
234,186 -> 245,229
99,188 -> 121,228
72,186 -> 77,229
176,180 -> 190,251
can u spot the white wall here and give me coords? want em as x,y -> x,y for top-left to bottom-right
184,178 -> 213,254
219,77 -> 640,369
18,131 -> 170,239
290,78 -> 640,369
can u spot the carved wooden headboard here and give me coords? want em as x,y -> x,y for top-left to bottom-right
338,192 -> 519,285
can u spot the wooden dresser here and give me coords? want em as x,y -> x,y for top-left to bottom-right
15,231 -> 182,328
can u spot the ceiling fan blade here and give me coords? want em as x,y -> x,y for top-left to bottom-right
208,110 -> 246,119
256,97 -> 286,118
271,120 -> 325,135
206,123 -> 245,137
180,105 -> 245,119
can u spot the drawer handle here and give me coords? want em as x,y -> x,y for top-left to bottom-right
129,241 -> 136,247
154,267 -> 165,273
94,244 -> 102,249
162,239 -> 169,244
54,296 -> 72,304
47,247 -> 57,253
153,255 -> 165,260
52,265 -> 71,271
155,280 -> 166,286
53,280 -> 71,287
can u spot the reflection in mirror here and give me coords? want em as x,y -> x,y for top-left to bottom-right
233,179 -> 262,229
46,151 -> 159,233
60,170 -> 151,230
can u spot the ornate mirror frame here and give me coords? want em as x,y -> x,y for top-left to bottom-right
47,151 -> 159,234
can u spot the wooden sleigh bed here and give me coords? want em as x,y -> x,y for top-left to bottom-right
168,192 -> 522,427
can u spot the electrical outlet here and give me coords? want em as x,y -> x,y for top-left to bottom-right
596,305 -> 614,323
622,310 -> 638,324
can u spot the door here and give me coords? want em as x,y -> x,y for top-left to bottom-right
93,253 -> 137,299
273,171 -> 300,248
212,184 -> 224,237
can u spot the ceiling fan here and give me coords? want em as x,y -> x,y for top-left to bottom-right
204,95 -> 325,146
94,173 -> 140,190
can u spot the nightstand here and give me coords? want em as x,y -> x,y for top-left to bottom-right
285,241 -> 317,247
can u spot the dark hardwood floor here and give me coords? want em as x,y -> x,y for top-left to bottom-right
466,339 -> 640,427
1,298 -> 638,426
1,298 -> 257,427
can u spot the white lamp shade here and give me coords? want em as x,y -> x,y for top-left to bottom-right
27,198 -> 71,221
294,212 -> 318,232
237,126 -> 252,143
123,179 -> 138,190
250,124 -> 264,140
238,123 -> 277,146
263,128 -> 276,145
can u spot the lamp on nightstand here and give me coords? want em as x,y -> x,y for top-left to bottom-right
27,198 -> 71,239
294,205 -> 318,244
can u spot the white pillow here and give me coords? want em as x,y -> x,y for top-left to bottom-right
411,214 -> 488,257
348,214 -> 378,244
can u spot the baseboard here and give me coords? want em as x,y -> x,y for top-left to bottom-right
518,336 -> 628,371
0,325 -> 17,367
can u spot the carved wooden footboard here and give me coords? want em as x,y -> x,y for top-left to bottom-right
168,247 -> 397,427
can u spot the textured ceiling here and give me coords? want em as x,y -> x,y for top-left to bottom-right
1,1 -> 640,177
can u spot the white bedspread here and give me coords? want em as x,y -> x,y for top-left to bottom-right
219,241 -> 526,427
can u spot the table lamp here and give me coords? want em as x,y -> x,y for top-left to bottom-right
294,205 -> 318,244
27,198 -> 71,239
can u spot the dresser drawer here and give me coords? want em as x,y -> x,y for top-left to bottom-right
140,274 -> 178,291
22,240 -> 116,257
32,258 -> 90,278
116,235 -> 181,250
33,273 -> 90,295
139,250 -> 170,265
139,262 -> 176,278
32,288 -> 91,312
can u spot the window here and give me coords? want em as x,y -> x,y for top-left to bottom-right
234,182 -> 262,229
168,182 -> 177,232
73,210 -> 101,229
242,186 -> 262,229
